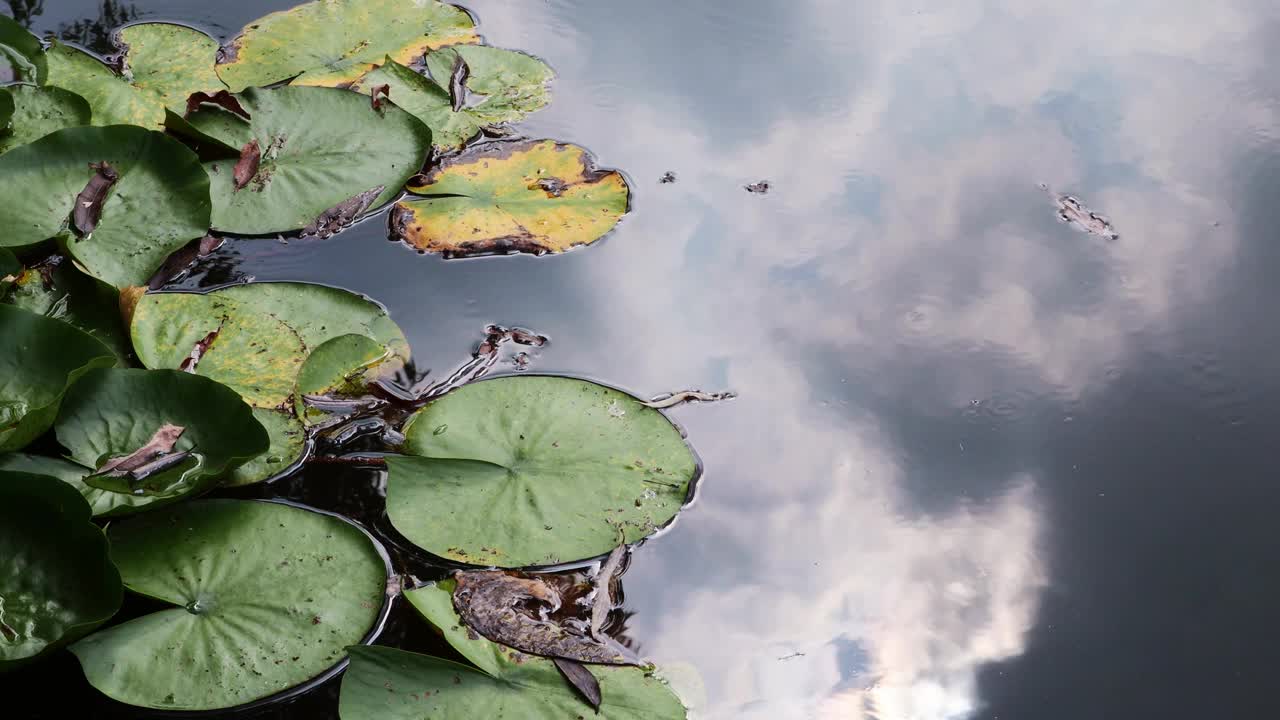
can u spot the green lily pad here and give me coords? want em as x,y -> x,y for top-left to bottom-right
130,283 -> 408,485
355,46 -> 553,151
0,471 -> 122,672
72,499 -> 389,710
0,125 -> 211,289
44,24 -> 223,128
339,582 -> 686,719
0,14 -> 45,84
217,0 -> 478,91
295,334 -> 394,426
0,453 -> 151,518
386,376 -> 697,567
393,139 -> 630,256
4,259 -> 132,362
55,368 -> 268,501
0,85 -> 93,155
0,304 -> 115,453
185,86 -> 431,235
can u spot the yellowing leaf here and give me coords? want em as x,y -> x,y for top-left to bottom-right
393,140 -> 630,256
217,0 -> 479,91
45,24 -> 223,128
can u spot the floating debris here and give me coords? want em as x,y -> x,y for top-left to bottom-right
641,390 -> 738,409
744,180 -> 770,194
452,570 -> 641,666
1041,184 -> 1118,239
659,171 -> 677,184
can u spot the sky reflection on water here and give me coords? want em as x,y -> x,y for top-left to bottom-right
19,0 -> 1280,717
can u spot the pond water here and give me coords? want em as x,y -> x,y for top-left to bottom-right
7,0 -> 1280,718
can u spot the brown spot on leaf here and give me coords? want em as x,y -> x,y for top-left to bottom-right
179,322 -> 223,373
72,162 -> 120,237
233,140 -> 261,191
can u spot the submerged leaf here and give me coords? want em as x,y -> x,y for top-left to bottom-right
73,499 -> 388,710
130,282 -> 408,485
356,46 -> 552,151
386,376 -> 697,567
45,24 -> 224,128
0,304 -> 115,453
0,125 -> 211,289
0,14 -> 45,84
216,0 -> 478,91
0,453 -> 152,518
0,85 -> 92,155
0,248 -> 17,278
0,472 -> 122,671
56,368 -> 268,501
338,583 -> 686,719
186,86 -> 430,235
4,257 -> 133,362
393,139 -> 630,256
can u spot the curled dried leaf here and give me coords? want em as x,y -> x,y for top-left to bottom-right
369,83 -> 391,111
453,570 -> 641,666
72,162 -> 120,237
233,139 -> 261,191
94,424 -> 185,476
185,90 -> 251,120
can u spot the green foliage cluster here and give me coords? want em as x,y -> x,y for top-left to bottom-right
0,3 -> 695,716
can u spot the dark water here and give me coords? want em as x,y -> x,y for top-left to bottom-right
8,0 -> 1280,717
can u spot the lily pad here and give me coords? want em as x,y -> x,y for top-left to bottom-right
217,0 -> 478,91
0,304 -> 115,453
0,125 -> 212,289
355,46 -> 553,151
185,86 -> 431,235
338,582 -> 686,719
0,453 -> 152,518
386,376 -> 697,567
0,14 -> 45,84
72,499 -> 389,710
0,85 -> 93,155
4,259 -> 132,362
44,24 -> 223,128
0,471 -> 122,671
295,334 -> 394,426
393,139 -> 630,256
55,368 -> 268,501
130,283 -> 408,485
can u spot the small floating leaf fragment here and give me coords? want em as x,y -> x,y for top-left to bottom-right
641,389 -> 738,409
1054,193 -> 1119,239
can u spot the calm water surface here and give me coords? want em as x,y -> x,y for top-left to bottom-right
8,1 -> 1280,717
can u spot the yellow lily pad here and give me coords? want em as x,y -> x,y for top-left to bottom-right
392,139 -> 630,256
217,0 -> 479,91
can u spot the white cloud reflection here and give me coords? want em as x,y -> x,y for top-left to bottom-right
444,0 -> 1280,717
